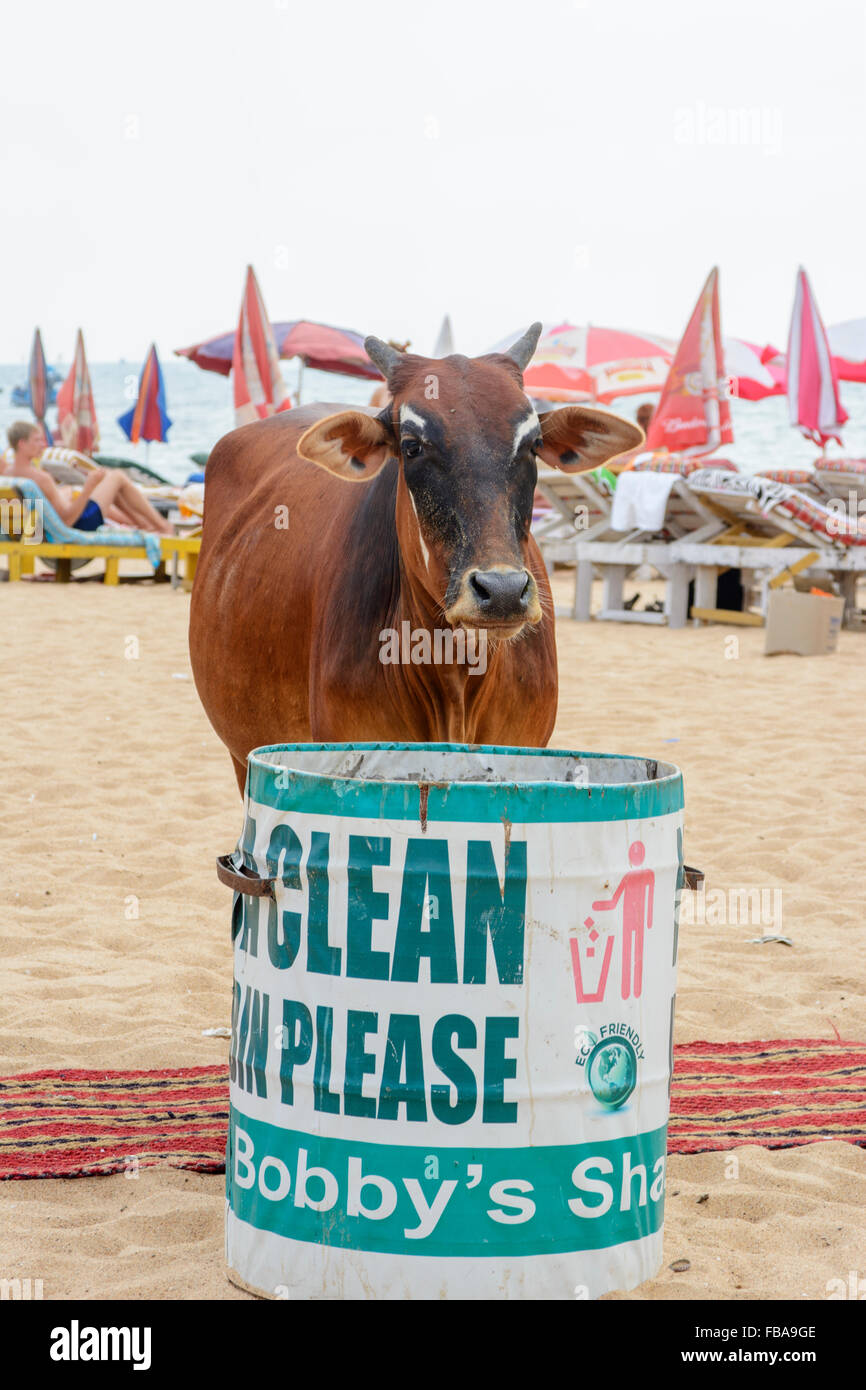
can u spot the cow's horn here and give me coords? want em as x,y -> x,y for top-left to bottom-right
504,321 -> 543,371
364,335 -> 404,382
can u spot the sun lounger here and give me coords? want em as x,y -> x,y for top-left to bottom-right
683,468 -> 866,625
0,479 -> 200,587
532,464 -> 620,563
811,456 -> 866,506
533,465 -> 633,616
687,467 -> 866,549
570,454 -> 732,624
571,455 -> 865,627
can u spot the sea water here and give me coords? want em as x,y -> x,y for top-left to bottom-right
1,359 -> 865,488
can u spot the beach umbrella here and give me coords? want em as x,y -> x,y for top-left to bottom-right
826,318 -> 866,383
28,327 -> 54,443
490,322 -> 674,403
56,329 -> 99,455
786,267 -> 848,447
723,338 -> 785,400
117,344 -> 172,444
644,267 -> 733,456
231,265 -> 292,425
432,314 -> 455,357
176,317 -> 381,382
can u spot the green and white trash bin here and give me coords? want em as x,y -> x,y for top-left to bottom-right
218,742 -> 689,1300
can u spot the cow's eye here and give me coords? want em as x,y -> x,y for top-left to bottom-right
402,438 -> 423,460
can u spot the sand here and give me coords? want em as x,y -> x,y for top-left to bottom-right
1,569 -> 864,1301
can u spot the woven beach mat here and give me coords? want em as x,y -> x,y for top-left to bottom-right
1,1040 -> 864,1180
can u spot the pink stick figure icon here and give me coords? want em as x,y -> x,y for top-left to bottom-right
592,841 -> 654,1000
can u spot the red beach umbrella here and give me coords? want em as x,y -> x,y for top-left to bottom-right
645,267 -> 733,456
56,329 -> 99,455
231,265 -> 292,426
176,315 -> 382,382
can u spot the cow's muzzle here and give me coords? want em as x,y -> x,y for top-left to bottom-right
446,566 -> 541,632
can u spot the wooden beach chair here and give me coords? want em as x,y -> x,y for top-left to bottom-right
811,457 -> 866,506
683,468 -> 866,626
532,464 -> 620,563
570,455 -> 731,625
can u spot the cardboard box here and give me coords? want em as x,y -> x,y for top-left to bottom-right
764,589 -> 845,656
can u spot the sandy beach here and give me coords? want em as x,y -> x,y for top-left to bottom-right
2,569 -> 864,1301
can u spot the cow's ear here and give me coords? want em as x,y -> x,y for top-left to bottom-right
297,411 -> 394,481
538,406 -> 644,473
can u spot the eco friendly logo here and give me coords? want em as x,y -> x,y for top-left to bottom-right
575,1024 -> 643,1111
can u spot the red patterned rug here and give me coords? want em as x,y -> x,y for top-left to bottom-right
668,1039 -> 866,1153
1,1040 -> 863,1179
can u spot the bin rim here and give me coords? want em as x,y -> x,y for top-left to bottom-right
244,742 -> 684,825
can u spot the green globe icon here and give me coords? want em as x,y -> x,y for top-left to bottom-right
586,1037 -> 638,1109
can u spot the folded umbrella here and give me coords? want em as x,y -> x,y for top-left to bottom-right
56,329 -> 99,454
117,344 -> 172,444
231,265 -> 291,426
645,267 -> 733,457
787,267 -> 847,447
28,327 -> 54,444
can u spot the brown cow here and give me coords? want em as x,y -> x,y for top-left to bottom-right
189,326 -> 642,791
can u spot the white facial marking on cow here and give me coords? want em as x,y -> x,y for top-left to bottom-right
400,404 -> 429,437
512,409 -> 540,455
408,489 -> 431,570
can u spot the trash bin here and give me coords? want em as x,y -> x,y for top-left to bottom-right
219,742 -> 684,1300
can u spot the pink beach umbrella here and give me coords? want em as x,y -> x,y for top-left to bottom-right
644,267 -> 733,456
786,267 -> 848,447
56,329 -> 99,455
231,265 -> 292,426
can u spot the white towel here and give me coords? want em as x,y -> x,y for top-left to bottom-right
611,470 -> 677,533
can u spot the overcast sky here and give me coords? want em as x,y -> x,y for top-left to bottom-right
3,0 -> 865,363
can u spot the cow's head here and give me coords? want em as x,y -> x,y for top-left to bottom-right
297,327 -> 642,637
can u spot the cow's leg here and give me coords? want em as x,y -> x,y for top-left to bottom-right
231,754 -> 247,796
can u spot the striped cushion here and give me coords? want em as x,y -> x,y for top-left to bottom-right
757,468 -> 816,486
813,457 -> 866,475
629,452 -> 738,477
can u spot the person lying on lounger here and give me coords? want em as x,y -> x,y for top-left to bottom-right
6,421 -> 174,537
